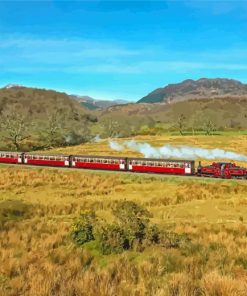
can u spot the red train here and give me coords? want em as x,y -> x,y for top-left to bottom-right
0,151 -> 246,179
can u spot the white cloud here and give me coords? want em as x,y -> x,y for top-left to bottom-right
1,34 -> 247,75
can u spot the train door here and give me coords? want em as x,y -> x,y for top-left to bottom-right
221,164 -> 225,178
185,162 -> 191,174
120,159 -> 125,170
18,153 -> 23,164
64,156 -> 69,166
128,160 -> 133,171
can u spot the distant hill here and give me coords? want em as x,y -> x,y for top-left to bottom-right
72,95 -> 128,109
95,96 -> 247,135
0,85 -> 97,150
0,85 -> 87,118
138,78 -> 247,104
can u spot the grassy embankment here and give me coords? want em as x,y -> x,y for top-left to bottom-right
1,135 -> 247,295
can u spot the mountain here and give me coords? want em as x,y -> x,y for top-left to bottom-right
72,95 -> 129,109
3,84 -> 25,89
138,78 -> 247,104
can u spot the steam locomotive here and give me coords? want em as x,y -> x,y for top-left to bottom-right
0,151 -> 247,179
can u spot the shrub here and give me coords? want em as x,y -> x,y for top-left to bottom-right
145,225 -> 160,245
97,224 -> 130,254
71,211 -> 96,245
71,201 -> 191,255
113,200 -> 151,248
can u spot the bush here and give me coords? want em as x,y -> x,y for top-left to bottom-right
71,211 -> 96,245
97,224 -> 130,254
113,200 -> 151,248
71,201 -> 190,255
145,225 -> 160,245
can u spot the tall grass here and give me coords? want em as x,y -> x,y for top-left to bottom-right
1,165 -> 247,295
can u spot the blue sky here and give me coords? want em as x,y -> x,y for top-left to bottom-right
0,0 -> 247,101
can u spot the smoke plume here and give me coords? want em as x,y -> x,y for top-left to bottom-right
108,140 -> 247,162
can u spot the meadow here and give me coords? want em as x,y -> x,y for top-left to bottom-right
1,134 -> 247,295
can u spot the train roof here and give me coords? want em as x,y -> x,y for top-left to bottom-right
0,151 -> 22,154
71,154 -> 127,159
128,157 -> 195,163
25,152 -> 70,157
72,155 -> 195,162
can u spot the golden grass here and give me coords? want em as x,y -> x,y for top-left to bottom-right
0,161 -> 247,295
1,134 -> 247,295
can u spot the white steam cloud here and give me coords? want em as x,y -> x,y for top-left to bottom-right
109,140 -> 247,162
92,134 -> 101,143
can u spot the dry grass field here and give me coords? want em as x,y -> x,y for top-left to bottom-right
1,135 -> 247,295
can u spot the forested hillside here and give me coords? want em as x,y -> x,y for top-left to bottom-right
0,86 -> 97,151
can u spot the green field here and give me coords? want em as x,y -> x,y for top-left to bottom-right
1,135 -> 247,295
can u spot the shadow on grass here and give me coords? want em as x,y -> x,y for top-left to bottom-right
0,200 -> 33,223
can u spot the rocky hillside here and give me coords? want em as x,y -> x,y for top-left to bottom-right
138,78 -> 247,104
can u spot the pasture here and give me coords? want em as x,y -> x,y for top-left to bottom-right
1,134 -> 247,295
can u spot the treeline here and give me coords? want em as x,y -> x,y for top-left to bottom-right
0,105 -> 97,151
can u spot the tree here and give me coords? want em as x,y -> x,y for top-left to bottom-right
47,110 -> 63,144
177,114 -> 186,135
0,107 -> 30,151
102,117 -> 120,138
203,119 -> 216,135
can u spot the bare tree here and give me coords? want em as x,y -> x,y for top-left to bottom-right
203,119 -> 216,135
0,107 -> 30,150
103,117 -> 120,138
45,109 -> 65,147
177,114 -> 186,135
